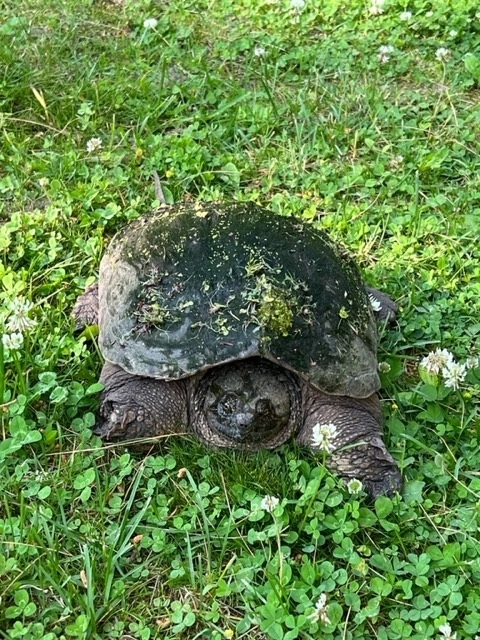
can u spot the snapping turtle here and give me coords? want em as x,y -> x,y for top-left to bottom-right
74,201 -> 402,497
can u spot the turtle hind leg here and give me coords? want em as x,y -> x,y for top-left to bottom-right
365,286 -> 398,323
96,362 -> 189,442
72,283 -> 99,331
297,387 -> 402,498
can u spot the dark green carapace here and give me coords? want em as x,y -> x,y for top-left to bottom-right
99,202 -> 379,397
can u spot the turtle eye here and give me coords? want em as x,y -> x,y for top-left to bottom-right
217,392 -> 239,416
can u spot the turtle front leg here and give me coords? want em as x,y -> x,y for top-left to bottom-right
297,388 -> 402,498
95,362 -> 189,441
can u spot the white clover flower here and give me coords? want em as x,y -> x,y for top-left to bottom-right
378,361 -> 391,373
435,47 -> 450,61
369,0 -> 386,15
466,356 -> 479,370
9,297 -> 34,315
143,18 -> 158,29
309,593 -> 331,624
86,137 -> 103,153
254,46 -> 266,57
449,30 -> 458,38
2,332 -> 24,351
400,11 -> 412,20
443,361 -> 467,391
312,423 -> 337,453
378,45 -> 394,63
261,495 -> 280,512
438,623 -> 457,640
6,297 -> 37,333
291,0 -> 306,10
369,293 -> 382,312
347,478 -> 363,494
389,154 -> 404,168
420,348 -> 454,375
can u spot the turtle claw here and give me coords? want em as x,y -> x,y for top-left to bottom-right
366,286 -> 398,323
362,469 -> 404,499
94,402 -> 136,440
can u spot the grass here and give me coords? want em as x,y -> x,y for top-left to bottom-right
1,0 -> 480,638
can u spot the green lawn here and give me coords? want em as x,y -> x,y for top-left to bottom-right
1,0 -> 480,638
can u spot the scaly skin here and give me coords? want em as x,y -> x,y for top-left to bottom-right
297,389 -> 402,496
72,283 -> 99,331
96,362 -> 189,441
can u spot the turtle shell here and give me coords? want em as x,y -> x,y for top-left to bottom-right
99,202 -> 380,398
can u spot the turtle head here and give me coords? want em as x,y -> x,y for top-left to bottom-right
198,357 -> 300,448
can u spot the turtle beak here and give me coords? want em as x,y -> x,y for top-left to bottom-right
94,403 -> 123,440
93,419 -> 110,439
